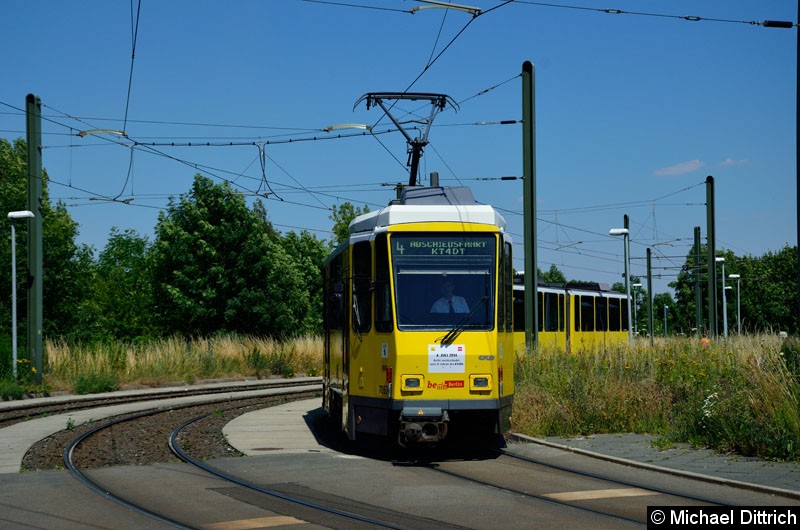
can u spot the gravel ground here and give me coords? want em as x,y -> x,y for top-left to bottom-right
20,392 -> 319,471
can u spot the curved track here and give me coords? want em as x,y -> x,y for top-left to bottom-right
61,388 -> 468,529
54,390 -> 789,529
0,378 -> 320,429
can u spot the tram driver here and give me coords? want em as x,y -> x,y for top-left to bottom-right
430,279 -> 470,313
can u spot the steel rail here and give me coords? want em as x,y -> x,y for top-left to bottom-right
1,377 -> 321,427
498,446 -> 732,505
64,408 -> 194,529
168,413 -> 409,530
408,445 -> 734,527
61,385 -> 319,529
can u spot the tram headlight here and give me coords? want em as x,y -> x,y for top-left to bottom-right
470,374 -> 492,391
401,375 -> 423,391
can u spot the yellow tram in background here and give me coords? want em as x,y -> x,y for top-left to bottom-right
323,186 -> 514,446
513,279 -> 630,354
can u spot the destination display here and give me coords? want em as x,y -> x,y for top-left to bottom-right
392,235 -> 494,257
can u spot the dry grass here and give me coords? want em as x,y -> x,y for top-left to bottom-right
44,335 -> 323,391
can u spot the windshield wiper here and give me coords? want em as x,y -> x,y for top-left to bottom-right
438,296 -> 488,346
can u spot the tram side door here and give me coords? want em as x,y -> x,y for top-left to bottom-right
340,253 -> 351,434
324,252 -> 349,428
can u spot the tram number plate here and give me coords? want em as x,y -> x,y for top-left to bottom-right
428,344 -> 465,373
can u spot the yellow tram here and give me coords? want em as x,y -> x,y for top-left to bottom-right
513,280 -> 630,354
323,186 -> 514,446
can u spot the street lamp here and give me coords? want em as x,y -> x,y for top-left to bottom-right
410,0 -> 482,15
323,123 -> 372,133
729,274 -> 741,335
632,283 -> 642,336
715,257 -> 728,337
7,210 -> 35,380
609,227 -> 632,344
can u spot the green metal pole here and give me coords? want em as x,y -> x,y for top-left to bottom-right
694,226 -> 702,336
706,176 -> 716,337
522,61 -> 538,353
25,94 -> 43,386
647,247 -> 654,347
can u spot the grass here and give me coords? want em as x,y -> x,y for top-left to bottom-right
1,332 -> 797,461
512,334 -> 800,461
40,334 -> 323,391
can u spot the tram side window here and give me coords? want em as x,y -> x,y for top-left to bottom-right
544,292 -> 559,332
513,290 -> 525,332
352,242 -> 371,333
374,234 -> 393,332
608,298 -> 621,332
498,242 -> 506,332
537,291 -> 544,332
573,295 -> 579,331
326,254 -> 344,330
578,295 -> 595,331
621,298 -> 630,331
595,297 -> 608,332
504,242 -> 513,331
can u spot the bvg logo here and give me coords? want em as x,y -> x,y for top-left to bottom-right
427,380 -> 465,390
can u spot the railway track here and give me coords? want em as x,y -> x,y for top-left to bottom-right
0,378 -> 320,429
60,387 -> 471,529
404,445 -> 730,528
12,381 -> 795,529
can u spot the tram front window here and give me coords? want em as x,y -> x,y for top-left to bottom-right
391,233 -> 496,331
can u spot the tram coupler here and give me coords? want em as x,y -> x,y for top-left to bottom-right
398,407 -> 449,446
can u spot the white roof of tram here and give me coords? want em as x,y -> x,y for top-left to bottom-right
348,186 -> 507,234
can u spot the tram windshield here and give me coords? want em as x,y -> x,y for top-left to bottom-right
391,233 -> 496,331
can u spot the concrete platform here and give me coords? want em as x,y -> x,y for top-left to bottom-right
223,398 -> 332,455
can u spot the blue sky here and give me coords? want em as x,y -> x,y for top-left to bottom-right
1,0 -> 796,296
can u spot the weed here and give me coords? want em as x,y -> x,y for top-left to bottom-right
73,372 -> 119,395
0,378 -> 25,400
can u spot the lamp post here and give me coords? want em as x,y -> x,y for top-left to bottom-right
609,227 -> 632,344
632,283 -> 642,336
715,257 -> 728,337
7,210 -> 35,380
729,274 -> 741,335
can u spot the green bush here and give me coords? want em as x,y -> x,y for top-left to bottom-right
73,372 -> 119,395
0,378 -> 25,400
781,336 -> 800,384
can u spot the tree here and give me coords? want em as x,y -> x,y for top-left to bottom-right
539,264 -> 566,284
329,202 -> 369,248
0,138 -> 94,346
734,246 -> 798,334
42,203 -> 95,341
90,228 -> 156,341
0,139 -> 29,357
654,292 -> 676,337
670,244 -> 798,335
281,230 -> 327,334
151,175 -> 310,337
